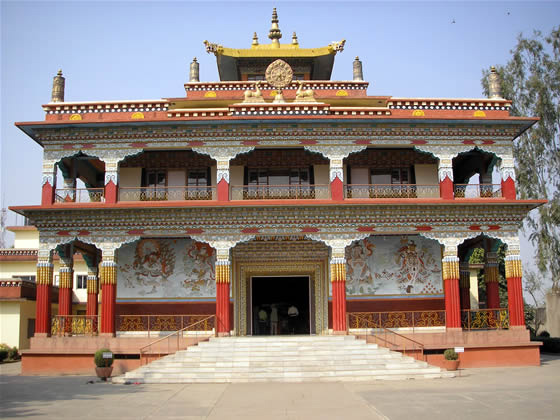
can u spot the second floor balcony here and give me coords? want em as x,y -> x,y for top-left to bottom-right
47,147 -> 511,207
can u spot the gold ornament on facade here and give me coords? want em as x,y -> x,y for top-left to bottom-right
37,265 -> 54,285
330,262 -> 346,283
294,81 -> 315,102
265,59 -> 293,89
59,271 -> 73,289
442,260 -> 459,280
505,258 -> 522,278
216,263 -> 230,284
100,264 -> 117,285
243,81 -> 265,103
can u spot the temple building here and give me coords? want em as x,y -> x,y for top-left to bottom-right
9,9 -> 544,374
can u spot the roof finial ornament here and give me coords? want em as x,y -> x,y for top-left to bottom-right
252,32 -> 259,46
353,56 -> 363,81
292,32 -> 298,45
268,7 -> 282,47
189,57 -> 200,82
51,69 -> 65,103
488,66 -> 503,99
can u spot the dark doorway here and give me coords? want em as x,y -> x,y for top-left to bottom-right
251,276 -> 310,335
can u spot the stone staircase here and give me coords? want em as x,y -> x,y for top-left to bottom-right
113,335 -> 454,383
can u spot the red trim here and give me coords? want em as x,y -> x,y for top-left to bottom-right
10,199 -> 547,213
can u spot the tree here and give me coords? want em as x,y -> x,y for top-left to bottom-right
482,27 -> 560,290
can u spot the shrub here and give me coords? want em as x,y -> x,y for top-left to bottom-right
539,338 -> 560,353
538,331 -> 551,338
0,349 -> 8,362
8,347 -> 20,360
444,348 -> 459,360
94,348 -> 114,367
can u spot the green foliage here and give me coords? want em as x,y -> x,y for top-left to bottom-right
0,344 -> 8,362
0,344 -> 19,362
468,248 -> 485,264
444,348 -> 458,360
482,27 -> 560,289
94,348 -> 114,367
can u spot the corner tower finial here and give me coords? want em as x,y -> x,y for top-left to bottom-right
488,66 -> 503,99
268,7 -> 282,47
51,69 -> 65,103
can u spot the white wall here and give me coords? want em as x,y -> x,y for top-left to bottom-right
0,302 -> 20,348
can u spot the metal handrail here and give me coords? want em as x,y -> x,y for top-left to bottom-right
347,310 -> 446,330
230,184 -> 330,200
51,315 -> 99,336
139,315 -> 215,365
461,308 -> 509,330
347,312 -> 425,361
118,186 -> 215,201
55,187 -> 105,203
344,184 -> 440,199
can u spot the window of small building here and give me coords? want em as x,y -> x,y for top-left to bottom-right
53,274 -> 59,287
370,168 -> 412,185
247,167 -> 311,186
76,275 -> 87,289
13,275 -> 36,282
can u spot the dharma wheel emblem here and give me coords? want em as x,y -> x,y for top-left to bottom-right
265,59 -> 293,88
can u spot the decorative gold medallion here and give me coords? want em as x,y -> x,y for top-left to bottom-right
265,59 -> 293,89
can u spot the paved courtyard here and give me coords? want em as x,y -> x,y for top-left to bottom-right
1,354 -> 559,420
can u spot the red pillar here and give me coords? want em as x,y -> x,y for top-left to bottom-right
331,177 -> 344,201
86,270 -> 99,332
506,255 -> 525,326
217,178 -> 229,202
35,251 -> 54,335
100,260 -> 117,335
41,182 -> 55,206
443,256 -> 461,328
331,256 -> 347,333
501,177 -> 516,200
439,176 -> 454,200
485,253 -> 500,309
215,261 -> 231,335
105,180 -> 118,204
459,264 -> 471,310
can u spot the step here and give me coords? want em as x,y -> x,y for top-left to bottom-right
113,336 -> 454,384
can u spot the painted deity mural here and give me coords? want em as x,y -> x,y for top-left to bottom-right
117,238 -> 216,299
345,236 -> 442,296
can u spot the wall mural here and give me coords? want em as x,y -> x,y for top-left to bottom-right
345,236 -> 442,296
117,238 -> 216,298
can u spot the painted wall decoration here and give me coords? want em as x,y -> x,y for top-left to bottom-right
117,238 -> 216,298
345,236 -> 442,296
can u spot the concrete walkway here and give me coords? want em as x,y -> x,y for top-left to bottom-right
1,355 -> 559,419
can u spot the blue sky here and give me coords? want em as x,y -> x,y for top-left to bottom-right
1,1 -> 558,285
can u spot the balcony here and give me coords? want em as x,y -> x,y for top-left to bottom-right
344,184 -> 440,199
55,188 -> 105,204
454,184 -> 502,199
118,186 -> 216,202
231,184 -> 330,200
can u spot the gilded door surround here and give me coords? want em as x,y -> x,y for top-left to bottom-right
233,259 -> 328,336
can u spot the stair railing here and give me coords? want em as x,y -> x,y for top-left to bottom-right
347,313 -> 425,361
139,315 -> 215,365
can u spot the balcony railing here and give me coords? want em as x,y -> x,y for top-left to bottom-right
454,184 -> 502,198
117,314 -> 215,337
461,309 -> 509,330
231,184 -> 330,200
345,184 -> 440,199
55,188 -> 105,203
51,315 -> 99,336
118,186 -> 215,202
347,310 -> 446,330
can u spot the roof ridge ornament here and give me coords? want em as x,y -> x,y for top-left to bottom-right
488,66 -> 503,99
51,69 -> 65,103
268,7 -> 282,47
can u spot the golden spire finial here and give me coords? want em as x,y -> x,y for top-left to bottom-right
268,7 -> 282,47
51,69 -> 65,103
252,32 -> 259,46
292,32 -> 298,45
